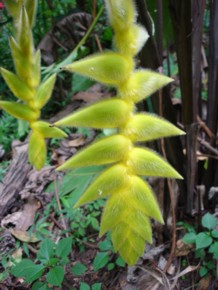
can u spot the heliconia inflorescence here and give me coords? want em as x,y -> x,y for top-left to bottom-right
54,0 -> 185,265
1,0 -> 67,170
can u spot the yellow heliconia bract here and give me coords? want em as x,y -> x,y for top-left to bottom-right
121,113 -> 185,142
28,131 -> 46,171
118,70 -> 173,102
34,74 -> 57,109
105,0 -> 137,30
31,121 -> 67,139
1,1 -> 66,170
54,98 -> 132,129
74,164 -> 129,206
0,101 -> 39,122
0,68 -> 35,102
54,0 -> 185,265
63,53 -> 133,85
57,135 -> 132,170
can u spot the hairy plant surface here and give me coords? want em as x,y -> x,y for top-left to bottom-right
54,0 -> 185,265
1,0 -> 67,170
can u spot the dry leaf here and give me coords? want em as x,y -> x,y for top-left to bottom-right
175,239 -> 194,256
73,91 -> 104,103
68,136 -> 86,147
9,229 -> 40,243
1,197 -> 40,231
171,264 -> 200,281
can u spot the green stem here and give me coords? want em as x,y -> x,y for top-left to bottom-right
44,5 -> 104,76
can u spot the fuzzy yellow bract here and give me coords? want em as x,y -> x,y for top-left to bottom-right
1,1 -> 66,170
63,53 -> 133,85
57,0 -> 185,265
54,98 -> 133,129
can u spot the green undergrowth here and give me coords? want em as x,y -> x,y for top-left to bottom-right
0,164 -> 125,288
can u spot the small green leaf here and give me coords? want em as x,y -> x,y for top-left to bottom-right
195,249 -> 205,259
46,266 -> 64,286
202,213 -> 217,230
196,233 -> 213,250
116,256 -> 125,267
92,283 -> 102,290
32,282 -> 50,290
209,242 -> 218,259
80,282 -> 90,290
206,260 -> 215,270
107,263 -> 115,271
56,237 -> 73,258
93,252 -> 109,272
72,74 -> 95,94
199,266 -> 208,277
99,240 -> 113,251
72,262 -> 87,276
182,232 -> 196,244
11,259 -> 45,283
37,238 -> 55,263
211,230 -> 218,238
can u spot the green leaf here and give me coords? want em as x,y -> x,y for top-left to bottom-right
196,233 -> 213,250
199,266 -> 208,277
37,238 -> 55,263
99,240 -> 113,251
211,230 -> 218,238
182,232 -> 196,244
209,242 -> 218,259
195,249 -> 205,259
46,266 -> 64,286
202,213 -> 217,230
116,256 -> 125,267
72,74 -> 95,94
32,282 -> 50,290
11,259 -> 45,283
80,282 -> 90,290
56,237 -> 73,258
72,262 -> 87,276
93,252 -> 109,272
107,263 -> 115,271
92,283 -> 102,290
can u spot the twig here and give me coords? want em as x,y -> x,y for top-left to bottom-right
197,115 -> 214,139
197,136 -> 218,156
95,34 -> 103,52
54,172 -> 69,237
53,5 -> 104,73
158,68 -> 177,273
